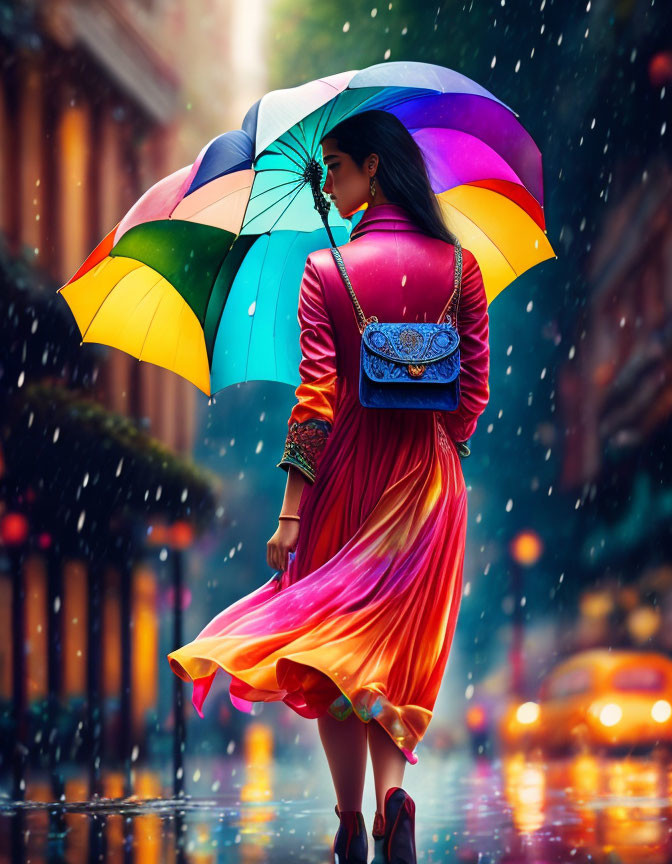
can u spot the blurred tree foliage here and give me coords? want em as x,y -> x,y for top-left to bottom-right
267,1 -> 492,90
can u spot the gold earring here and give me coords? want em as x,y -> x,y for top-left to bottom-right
370,176 -> 376,198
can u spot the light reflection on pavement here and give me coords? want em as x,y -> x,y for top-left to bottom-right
1,746 -> 672,862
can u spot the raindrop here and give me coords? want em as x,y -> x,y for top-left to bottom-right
343,21 -> 350,32
77,511 -> 86,532
53,427 -> 59,443
83,472 -> 89,487
181,488 -> 188,503
505,499 -> 513,512
255,440 -> 263,454
116,458 -> 124,477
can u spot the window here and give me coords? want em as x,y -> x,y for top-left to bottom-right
611,666 -> 665,693
545,667 -> 592,699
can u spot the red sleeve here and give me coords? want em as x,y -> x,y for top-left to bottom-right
276,256 -> 338,484
440,248 -> 490,449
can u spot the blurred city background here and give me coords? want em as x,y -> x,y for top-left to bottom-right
1,0 -> 672,861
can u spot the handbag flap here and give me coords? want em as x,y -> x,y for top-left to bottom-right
362,322 -> 459,364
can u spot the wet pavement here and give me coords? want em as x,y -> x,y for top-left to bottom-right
2,745 -> 672,862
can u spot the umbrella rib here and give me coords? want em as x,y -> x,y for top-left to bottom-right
80,260 -> 144,342
312,95 -> 341,154
309,103 -> 329,155
126,274 -> 166,320
171,298 -> 188,373
284,126 -> 311,163
242,179 -> 305,231
138,289 -> 166,362
252,166 -> 300,175
265,180 -> 307,234
248,177 -> 304,201
275,138 -> 310,172
258,143 -> 305,174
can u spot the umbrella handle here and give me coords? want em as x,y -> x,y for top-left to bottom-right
308,162 -> 339,248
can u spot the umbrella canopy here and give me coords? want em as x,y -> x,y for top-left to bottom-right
59,60 -> 555,397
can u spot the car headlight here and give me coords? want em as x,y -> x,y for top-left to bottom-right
651,700 -> 671,723
599,703 -> 622,726
516,701 -> 540,725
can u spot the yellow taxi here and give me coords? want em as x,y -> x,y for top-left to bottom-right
498,649 -> 672,755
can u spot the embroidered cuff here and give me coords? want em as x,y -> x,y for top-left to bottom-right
277,418 -> 333,484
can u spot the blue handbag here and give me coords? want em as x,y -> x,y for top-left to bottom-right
329,240 -> 462,411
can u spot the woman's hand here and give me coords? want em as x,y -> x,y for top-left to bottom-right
267,519 -> 300,572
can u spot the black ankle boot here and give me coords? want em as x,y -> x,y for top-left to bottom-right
332,804 -> 368,864
378,787 -> 417,864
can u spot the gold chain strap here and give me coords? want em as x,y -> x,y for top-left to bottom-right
329,247 -> 376,335
329,238 -> 463,335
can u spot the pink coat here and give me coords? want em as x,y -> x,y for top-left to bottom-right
168,202 -> 490,767
279,201 -> 490,477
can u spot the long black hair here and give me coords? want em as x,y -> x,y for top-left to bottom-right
320,109 -> 458,245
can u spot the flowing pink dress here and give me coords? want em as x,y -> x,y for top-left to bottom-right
167,202 -> 490,764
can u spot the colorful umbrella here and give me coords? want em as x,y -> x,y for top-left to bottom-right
59,60 -> 555,398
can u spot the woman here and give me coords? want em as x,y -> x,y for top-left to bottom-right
167,109 -> 490,864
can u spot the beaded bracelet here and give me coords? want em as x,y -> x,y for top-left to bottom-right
278,514 -> 301,522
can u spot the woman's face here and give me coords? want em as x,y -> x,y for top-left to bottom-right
320,137 -> 378,219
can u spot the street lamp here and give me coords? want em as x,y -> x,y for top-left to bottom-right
509,529 -> 544,699
1,510 -> 30,801
147,518 -> 195,799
